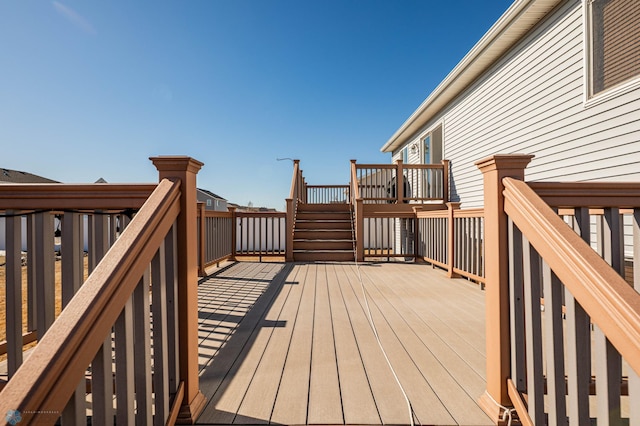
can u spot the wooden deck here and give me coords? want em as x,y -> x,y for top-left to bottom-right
196,261 -> 492,425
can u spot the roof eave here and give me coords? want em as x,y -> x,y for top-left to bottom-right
380,0 -> 563,153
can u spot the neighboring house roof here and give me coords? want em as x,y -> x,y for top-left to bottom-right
0,168 -> 59,184
381,0 -> 563,153
197,188 -> 227,201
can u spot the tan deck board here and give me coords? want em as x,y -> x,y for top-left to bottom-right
307,263 -> 344,424
198,263 -> 291,421
233,264 -> 305,424
270,264 -> 314,425
357,264 -> 491,425
205,265 -> 295,424
196,261 -> 492,426
334,263 -> 423,424
326,263 -> 380,425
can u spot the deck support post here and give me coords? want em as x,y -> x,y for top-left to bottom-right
229,206 -> 237,261
197,202 -> 206,277
286,198 -> 294,261
355,197 -> 364,262
446,202 -> 461,278
151,156 -> 207,424
442,159 -> 450,203
475,154 -> 533,424
396,159 -> 404,204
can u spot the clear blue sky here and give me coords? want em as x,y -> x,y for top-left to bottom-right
1,0 -> 513,210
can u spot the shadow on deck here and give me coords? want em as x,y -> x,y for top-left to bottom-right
195,261 -> 491,426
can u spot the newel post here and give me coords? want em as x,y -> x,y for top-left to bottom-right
151,156 -> 207,423
475,154 -> 533,423
446,202 -> 461,278
286,199 -> 294,261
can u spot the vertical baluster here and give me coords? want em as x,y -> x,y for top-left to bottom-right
523,236 -> 545,423
91,212 -> 114,424
565,207 -> 591,424
35,212 -> 55,335
133,269 -> 153,423
152,242 -> 171,424
508,219 -> 526,393
594,208 -> 623,425
6,211 -> 23,377
114,296 -> 135,424
61,212 -> 87,424
542,259 -> 567,425
26,214 -> 37,332
164,224 -> 181,395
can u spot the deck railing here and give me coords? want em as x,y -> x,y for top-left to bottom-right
352,159 -> 449,204
0,157 -> 207,425
306,185 -> 350,204
477,154 -> 640,425
236,211 -> 286,258
416,206 -> 485,284
197,204 -> 234,273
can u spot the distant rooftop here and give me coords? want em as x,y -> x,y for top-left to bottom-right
197,188 -> 227,201
0,168 -> 59,184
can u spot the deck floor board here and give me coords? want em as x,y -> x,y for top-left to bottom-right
196,261 -> 492,426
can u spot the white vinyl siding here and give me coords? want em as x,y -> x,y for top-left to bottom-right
395,0 -> 640,209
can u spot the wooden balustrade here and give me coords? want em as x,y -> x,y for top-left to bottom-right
416,205 -> 485,284
197,204 -> 234,274
352,159 -> 449,204
235,211 -> 286,259
306,185 -> 350,204
478,154 -> 640,425
0,156 -> 206,425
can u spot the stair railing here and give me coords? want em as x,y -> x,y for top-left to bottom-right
286,159 -> 302,261
477,154 -> 640,425
0,156 -> 207,424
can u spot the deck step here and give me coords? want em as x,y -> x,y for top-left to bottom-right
294,250 -> 355,262
295,220 -> 352,230
294,229 -> 352,240
294,239 -> 354,251
296,212 -> 351,221
297,203 -> 351,212
293,203 -> 355,262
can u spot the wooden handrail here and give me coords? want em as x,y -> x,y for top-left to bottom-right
0,179 -> 181,423
0,184 -> 156,209
528,181 -> 640,208
503,177 -> 640,375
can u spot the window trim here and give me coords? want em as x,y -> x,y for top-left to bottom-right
583,0 -> 640,106
417,120 -> 445,165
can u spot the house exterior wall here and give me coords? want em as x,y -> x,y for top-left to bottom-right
197,191 -> 228,211
393,0 -> 640,209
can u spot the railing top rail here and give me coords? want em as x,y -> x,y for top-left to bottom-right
354,163 -> 445,170
528,181 -> 640,208
236,211 -> 286,217
306,184 -> 350,188
503,177 -> 640,376
0,183 -> 157,210
350,160 -> 360,202
200,210 -> 234,218
0,178 -> 181,421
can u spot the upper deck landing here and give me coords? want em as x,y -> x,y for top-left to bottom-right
195,261 -> 491,425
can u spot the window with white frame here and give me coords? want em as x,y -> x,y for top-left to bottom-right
587,0 -> 640,97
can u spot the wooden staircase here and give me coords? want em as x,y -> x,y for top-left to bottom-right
293,203 -> 355,261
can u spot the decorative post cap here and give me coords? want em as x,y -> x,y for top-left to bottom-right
475,154 -> 534,173
150,156 -> 204,174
